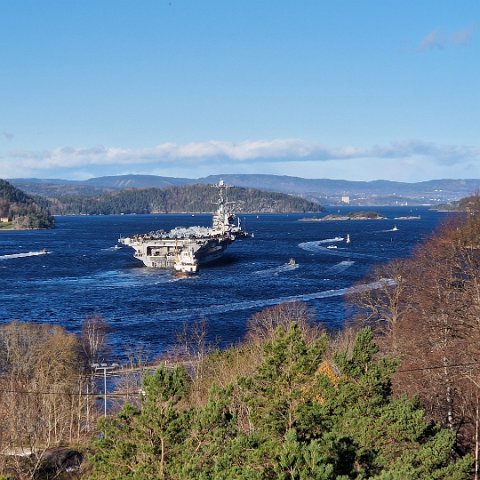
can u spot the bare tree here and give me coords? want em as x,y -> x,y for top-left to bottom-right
349,201 -> 480,454
0,322 -> 95,479
80,314 -> 109,366
245,301 -> 323,346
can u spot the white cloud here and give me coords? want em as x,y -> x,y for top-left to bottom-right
417,24 -> 479,52
451,24 -> 479,45
418,28 -> 444,51
0,138 -> 478,181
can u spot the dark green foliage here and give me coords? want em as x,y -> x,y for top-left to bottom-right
87,326 -> 472,479
89,366 -> 191,479
43,184 -> 323,215
0,179 -> 54,229
347,211 -> 383,219
0,179 -> 33,204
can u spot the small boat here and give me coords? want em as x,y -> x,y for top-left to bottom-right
327,245 -> 338,249
345,234 -> 350,244
113,245 -> 122,250
174,249 -> 198,274
392,225 -> 399,232
288,258 -> 296,266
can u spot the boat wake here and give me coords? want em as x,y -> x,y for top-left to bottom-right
128,279 -> 394,322
101,245 -> 123,252
0,250 -> 49,261
326,260 -> 355,274
298,235 -> 381,259
254,263 -> 299,276
298,237 -> 345,252
36,269 -> 173,288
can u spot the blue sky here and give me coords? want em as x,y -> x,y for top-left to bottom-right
0,1 -> 479,182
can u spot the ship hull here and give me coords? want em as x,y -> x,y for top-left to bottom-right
126,237 -> 233,268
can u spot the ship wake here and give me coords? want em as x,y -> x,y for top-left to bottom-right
254,263 -> 299,276
0,250 -> 49,261
139,279 -> 394,321
327,260 -> 355,274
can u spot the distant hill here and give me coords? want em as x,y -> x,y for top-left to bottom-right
0,179 -> 54,229
45,184 -> 323,215
9,175 -> 193,196
433,194 -> 480,212
85,174 -> 191,189
9,174 -> 480,205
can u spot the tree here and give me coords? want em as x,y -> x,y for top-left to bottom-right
80,314 -> 109,367
245,301 -> 323,346
349,197 -> 480,457
87,324 -> 473,479
89,366 -> 191,479
0,321 -> 88,479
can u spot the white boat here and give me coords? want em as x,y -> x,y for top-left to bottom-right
345,234 -> 350,244
392,225 -> 399,231
174,249 -> 198,274
327,245 -> 338,249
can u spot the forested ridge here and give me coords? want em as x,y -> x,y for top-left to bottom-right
0,179 -> 54,229
44,184 -> 323,215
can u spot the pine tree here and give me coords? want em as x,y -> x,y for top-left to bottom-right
87,324 -> 472,479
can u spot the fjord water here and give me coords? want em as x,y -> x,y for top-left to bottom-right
0,207 -> 448,359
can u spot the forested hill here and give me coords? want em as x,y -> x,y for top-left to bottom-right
0,179 -> 54,229
11,174 -> 480,205
46,184 -> 323,215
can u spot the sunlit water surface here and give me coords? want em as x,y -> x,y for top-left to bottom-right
0,207 -> 450,359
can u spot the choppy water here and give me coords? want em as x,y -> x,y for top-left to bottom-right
0,207 -> 449,359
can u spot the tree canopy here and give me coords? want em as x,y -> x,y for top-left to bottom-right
0,178 -> 54,229
44,184 -> 323,215
88,324 -> 472,479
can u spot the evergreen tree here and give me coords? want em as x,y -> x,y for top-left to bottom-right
89,366 -> 191,479
87,325 -> 472,479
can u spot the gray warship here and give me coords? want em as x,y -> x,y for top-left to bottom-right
119,181 -> 248,273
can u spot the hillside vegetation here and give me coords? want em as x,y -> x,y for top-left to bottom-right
0,307 -> 472,479
0,179 -> 54,229
86,322 -> 471,479
11,174 -> 480,205
45,184 -> 323,215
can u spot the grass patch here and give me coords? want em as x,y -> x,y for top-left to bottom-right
0,222 -> 15,230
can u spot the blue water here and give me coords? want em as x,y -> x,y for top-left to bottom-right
0,207 -> 449,359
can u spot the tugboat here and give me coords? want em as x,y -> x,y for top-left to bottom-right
174,249 -> 198,274
119,181 -> 249,271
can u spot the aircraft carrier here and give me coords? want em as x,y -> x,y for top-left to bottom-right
119,181 -> 248,272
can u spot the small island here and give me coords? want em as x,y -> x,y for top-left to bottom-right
299,211 -> 385,221
0,179 -> 54,230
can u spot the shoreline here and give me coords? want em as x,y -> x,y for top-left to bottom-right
299,216 -> 386,222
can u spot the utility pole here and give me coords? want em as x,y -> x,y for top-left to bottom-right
92,363 -> 119,417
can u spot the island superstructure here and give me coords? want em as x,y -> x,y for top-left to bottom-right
119,181 -> 248,272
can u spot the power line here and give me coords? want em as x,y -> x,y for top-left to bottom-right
1,360 -> 480,398
0,388 -> 140,397
398,361 -> 480,373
